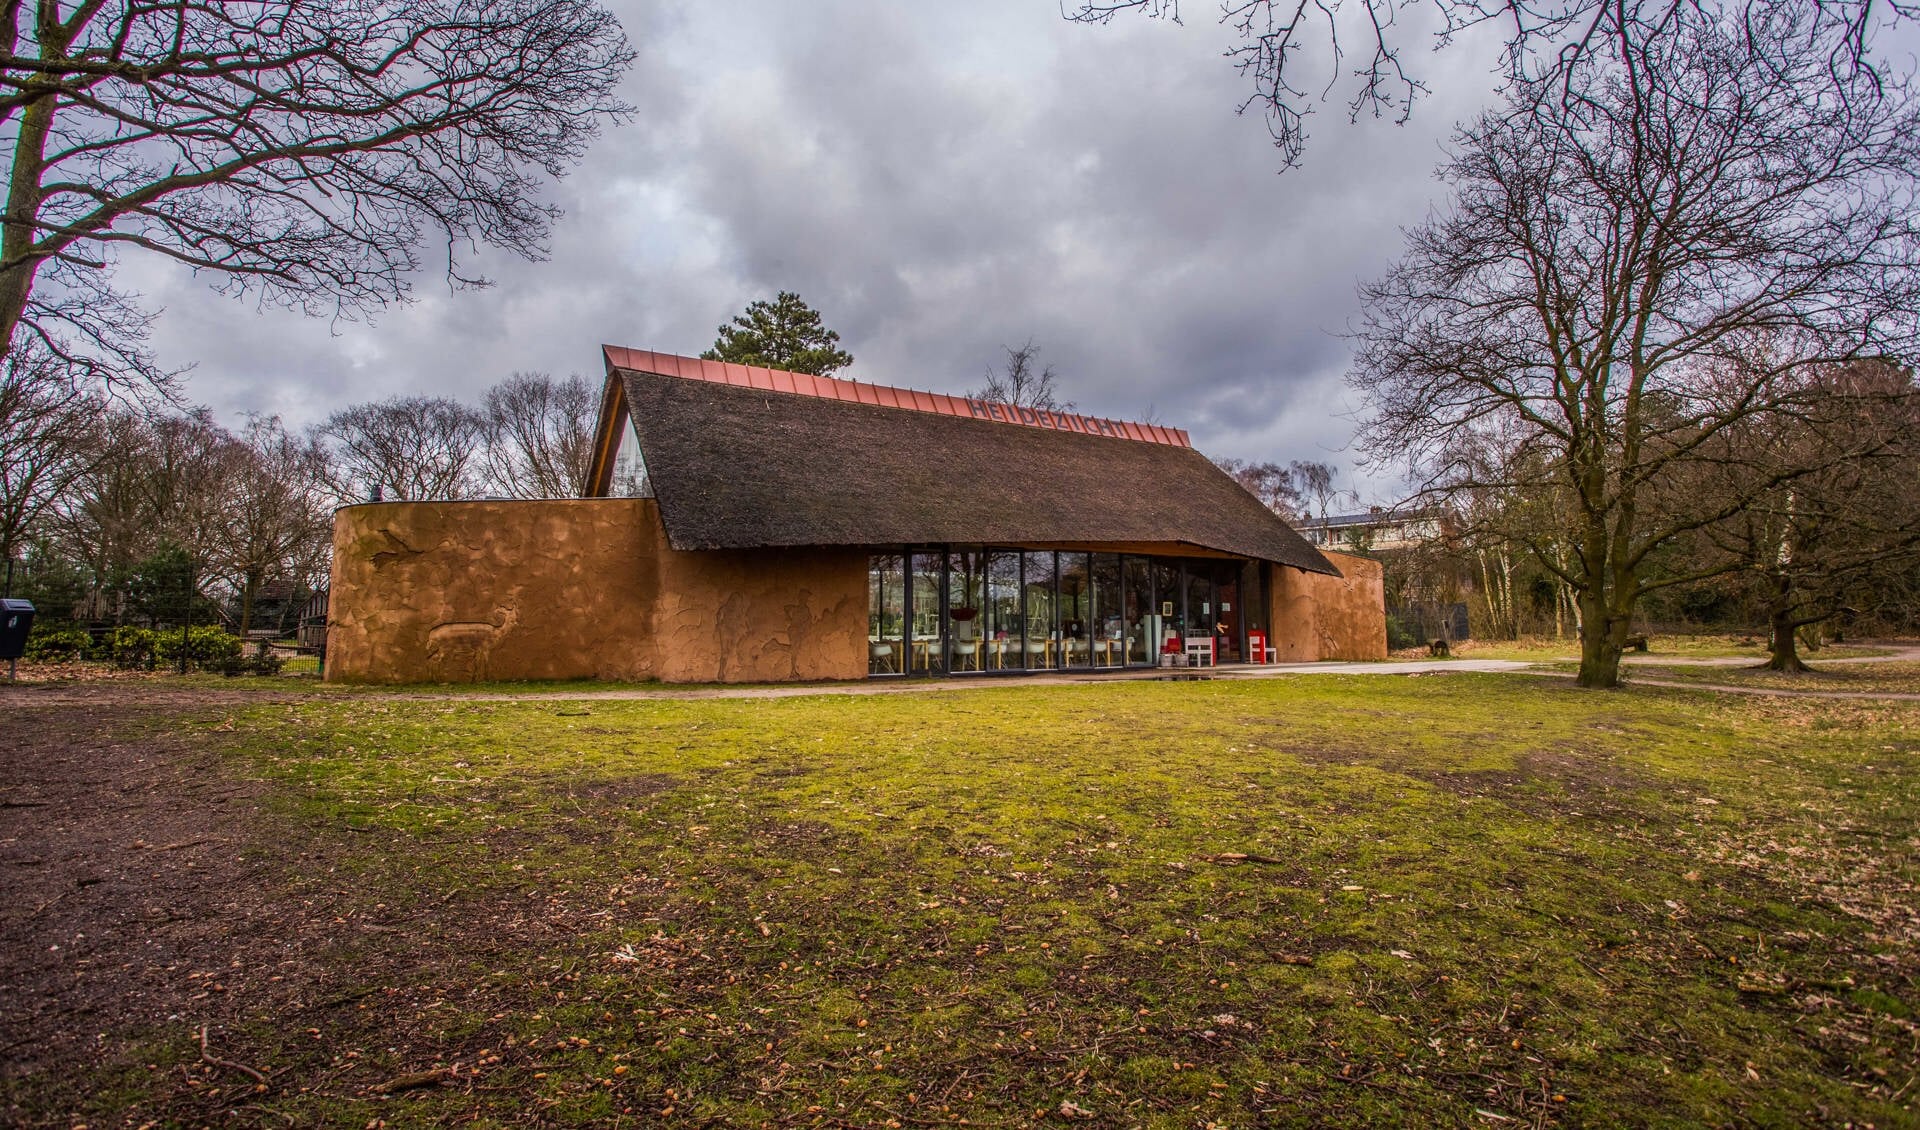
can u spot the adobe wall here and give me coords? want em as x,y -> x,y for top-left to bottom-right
325,499 -> 868,684
652,546 -> 869,683
1267,550 -> 1388,662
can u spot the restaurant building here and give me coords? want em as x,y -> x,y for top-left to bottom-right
323,347 -> 1385,684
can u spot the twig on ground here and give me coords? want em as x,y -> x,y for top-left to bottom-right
199,1023 -> 269,1086
26,891 -> 69,920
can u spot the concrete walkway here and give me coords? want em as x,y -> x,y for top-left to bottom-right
4,646 -> 1914,707
374,643 -> 1920,702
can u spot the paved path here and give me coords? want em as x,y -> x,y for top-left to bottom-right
4,646 -> 1915,707
1480,644 -> 1920,669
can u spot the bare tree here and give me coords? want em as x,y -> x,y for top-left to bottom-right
315,396 -> 484,504
1066,0 -> 1912,169
1214,458 -> 1302,518
970,341 -> 1073,411
1287,461 -> 1344,523
0,348 -> 100,577
1352,0 -> 1920,687
481,373 -> 598,499
211,416 -> 333,635
1683,361 -> 1920,671
1,0 -> 633,389
52,407 -> 155,620
139,408 -> 242,561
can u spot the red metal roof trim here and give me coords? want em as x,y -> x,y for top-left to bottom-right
601,345 -> 1192,449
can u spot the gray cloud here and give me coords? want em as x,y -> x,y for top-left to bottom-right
136,0 -> 1511,499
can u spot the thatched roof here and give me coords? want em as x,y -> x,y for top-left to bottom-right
600,349 -> 1337,575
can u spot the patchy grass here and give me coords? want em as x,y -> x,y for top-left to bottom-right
1446,634 -> 1898,663
13,674 -> 1920,1128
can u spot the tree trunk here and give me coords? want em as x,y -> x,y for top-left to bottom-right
1,61 -> 60,359
1767,606 -> 1811,672
1575,593 -> 1624,687
239,573 -> 258,637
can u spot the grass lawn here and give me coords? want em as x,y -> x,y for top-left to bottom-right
9,673 -> 1918,1128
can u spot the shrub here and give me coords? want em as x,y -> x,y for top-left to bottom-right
109,626 -> 159,668
154,626 -> 242,668
216,645 -> 286,678
24,626 -> 91,662
1385,613 -> 1422,651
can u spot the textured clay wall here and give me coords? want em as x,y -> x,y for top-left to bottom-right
326,500 -> 868,684
327,499 -> 660,684
653,546 -> 870,684
1267,550 -> 1388,662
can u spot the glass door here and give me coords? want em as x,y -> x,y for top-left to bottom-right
868,554 -> 905,675
947,549 -> 985,673
1124,556 -> 1154,666
1059,553 -> 1092,668
1022,551 -> 1059,669
1215,564 -> 1242,662
1092,554 -> 1124,667
985,551 -> 1022,671
911,552 -> 946,675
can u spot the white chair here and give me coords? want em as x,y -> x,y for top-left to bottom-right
870,640 -> 896,673
1024,638 -> 1050,668
951,638 -> 979,671
1184,633 -> 1215,668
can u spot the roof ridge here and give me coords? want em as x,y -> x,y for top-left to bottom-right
601,344 -> 1191,449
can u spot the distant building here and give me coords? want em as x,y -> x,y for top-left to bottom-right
1297,507 -> 1449,553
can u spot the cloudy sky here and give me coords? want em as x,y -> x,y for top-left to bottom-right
125,0 -> 1518,499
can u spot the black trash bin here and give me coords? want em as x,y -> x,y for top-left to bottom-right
0,598 -> 34,663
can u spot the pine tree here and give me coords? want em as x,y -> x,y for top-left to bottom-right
701,292 -> 854,376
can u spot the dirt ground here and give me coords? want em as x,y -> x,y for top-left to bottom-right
0,684 -> 718,1129
0,693 -> 336,1117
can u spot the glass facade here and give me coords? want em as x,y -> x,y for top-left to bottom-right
606,419 -> 654,497
1091,554 -> 1123,667
1059,553 -> 1091,669
947,549 -> 985,672
868,553 -> 906,675
911,552 -> 946,675
866,547 -> 1269,676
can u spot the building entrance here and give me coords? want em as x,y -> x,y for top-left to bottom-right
866,548 -> 1268,676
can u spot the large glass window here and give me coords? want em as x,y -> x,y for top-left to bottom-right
986,551 -> 1022,671
1124,555 -> 1154,666
1241,560 -> 1268,660
1022,551 -> 1059,669
607,420 -> 654,497
1215,564 -> 1242,663
1153,560 -> 1182,658
911,552 -> 946,675
1092,555 -> 1123,667
868,548 -> 1266,676
947,549 -> 986,672
1187,567 -> 1216,648
1059,553 -> 1091,668
868,554 -> 905,675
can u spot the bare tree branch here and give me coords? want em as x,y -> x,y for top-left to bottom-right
1,0 -> 633,391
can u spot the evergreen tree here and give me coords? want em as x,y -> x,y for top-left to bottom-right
701,292 -> 854,376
